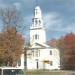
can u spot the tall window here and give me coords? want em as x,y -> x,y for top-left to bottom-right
35,50 -> 40,57
50,50 -> 52,55
32,50 -> 34,57
39,20 -> 41,25
35,18 -> 38,25
35,19 -> 38,24
35,34 -> 39,40
35,34 -> 37,39
35,50 -> 38,57
50,61 -> 53,66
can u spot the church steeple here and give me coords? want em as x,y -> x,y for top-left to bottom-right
30,2 -> 44,29
30,1 -> 46,45
35,0 -> 39,6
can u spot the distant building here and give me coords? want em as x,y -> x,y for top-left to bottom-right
27,4 -> 60,70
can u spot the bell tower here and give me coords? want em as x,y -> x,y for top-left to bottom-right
30,1 -> 46,45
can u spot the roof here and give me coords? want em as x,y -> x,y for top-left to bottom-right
29,42 -> 53,49
35,6 -> 40,10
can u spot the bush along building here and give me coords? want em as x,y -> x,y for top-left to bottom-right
27,3 -> 60,70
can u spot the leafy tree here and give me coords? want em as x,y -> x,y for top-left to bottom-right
57,33 -> 75,70
47,39 -> 57,48
0,7 -> 25,66
0,27 -> 25,66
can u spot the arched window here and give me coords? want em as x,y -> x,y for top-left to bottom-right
35,18 -> 38,25
39,20 -> 41,25
35,34 -> 39,40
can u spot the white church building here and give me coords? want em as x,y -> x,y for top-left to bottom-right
27,4 -> 60,70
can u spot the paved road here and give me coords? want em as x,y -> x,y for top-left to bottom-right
68,71 -> 75,75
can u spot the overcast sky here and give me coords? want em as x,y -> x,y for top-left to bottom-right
0,0 -> 75,40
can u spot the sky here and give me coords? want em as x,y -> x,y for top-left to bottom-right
0,0 -> 75,40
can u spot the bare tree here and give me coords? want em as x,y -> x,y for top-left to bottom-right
0,7 -> 25,66
0,7 -> 25,33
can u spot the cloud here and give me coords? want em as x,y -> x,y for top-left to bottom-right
43,12 -> 75,33
43,12 -> 63,31
24,15 -> 33,26
64,23 -> 75,33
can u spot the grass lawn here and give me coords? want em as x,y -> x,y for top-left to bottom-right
26,70 -> 69,75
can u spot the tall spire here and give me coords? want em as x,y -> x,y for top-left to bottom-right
30,0 -> 44,29
30,0 -> 46,45
36,0 -> 39,6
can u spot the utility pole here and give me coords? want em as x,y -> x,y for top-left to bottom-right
24,47 -> 27,75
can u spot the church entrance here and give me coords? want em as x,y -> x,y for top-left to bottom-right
36,61 -> 38,69
36,59 -> 39,69
43,60 -> 50,69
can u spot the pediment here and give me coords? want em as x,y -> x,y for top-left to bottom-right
29,42 -> 50,49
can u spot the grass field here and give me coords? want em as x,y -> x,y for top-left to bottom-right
26,70 -> 70,75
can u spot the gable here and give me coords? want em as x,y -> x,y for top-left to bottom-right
29,42 -> 50,49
